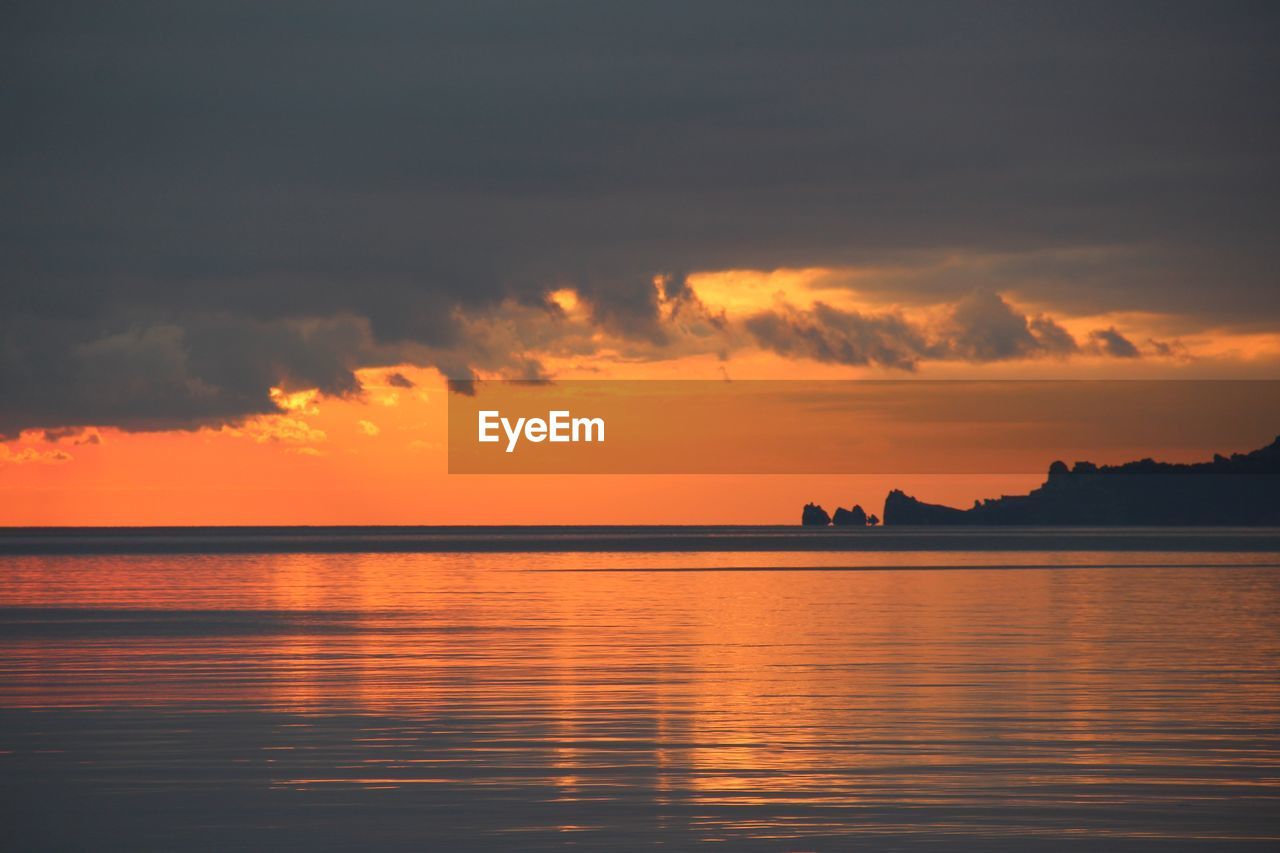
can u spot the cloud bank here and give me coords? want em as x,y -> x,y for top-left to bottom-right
3,2 -> 1277,435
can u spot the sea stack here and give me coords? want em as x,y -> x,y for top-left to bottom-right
832,505 -> 868,526
801,503 -> 831,526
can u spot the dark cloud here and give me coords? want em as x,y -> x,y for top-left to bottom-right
1088,326 -> 1142,358
659,274 -> 692,303
577,279 -> 668,345
943,290 -> 1042,361
744,292 -> 1093,369
1028,315 -> 1079,356
31,427 -> 101,445
2,2 -> 1277,433
445,378 -> 478,397
941,291 -> 1081,360
385,372 -> 415,389
744,303 -> 927,370
0,312 -> 379,435
1147,338 -> 1191,360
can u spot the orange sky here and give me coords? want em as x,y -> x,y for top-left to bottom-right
4,269 -> 1279,525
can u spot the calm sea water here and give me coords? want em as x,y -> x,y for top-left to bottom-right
1,528 -> 1278,850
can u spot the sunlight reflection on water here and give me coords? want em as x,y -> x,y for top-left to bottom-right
2,546 -> 1279,850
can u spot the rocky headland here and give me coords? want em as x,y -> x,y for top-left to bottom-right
803,436 -> 1280,526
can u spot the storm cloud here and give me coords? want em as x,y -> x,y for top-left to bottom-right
3,2 -> 1278,434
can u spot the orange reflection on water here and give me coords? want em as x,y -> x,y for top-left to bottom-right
2,549 -> 1279,845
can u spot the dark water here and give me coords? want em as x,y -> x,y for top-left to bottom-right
2,529 -> 1279,850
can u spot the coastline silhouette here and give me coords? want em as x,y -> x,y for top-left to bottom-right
804,435 -> 1280,526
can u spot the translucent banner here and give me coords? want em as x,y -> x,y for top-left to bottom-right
446,380 -> 1280,474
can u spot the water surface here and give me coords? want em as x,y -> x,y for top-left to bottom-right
2,530 -> 1278,850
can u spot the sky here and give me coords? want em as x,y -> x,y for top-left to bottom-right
2,2 -> 1279,524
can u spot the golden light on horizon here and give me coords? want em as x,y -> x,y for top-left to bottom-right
4,263 -> 1280,526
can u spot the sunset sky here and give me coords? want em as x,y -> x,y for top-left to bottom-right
3,4 -> 1279,524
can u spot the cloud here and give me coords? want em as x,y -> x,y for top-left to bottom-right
385,372 -> 415,389
1148,338 -> 1191,360
231,417 -> 327,445
743,291 -> 1100,369
269,387 -> 321,415
744,303 -> 926,370
2,4 -> 1275,432
0,446 -> 73,466
1087,326 -> 1141,358
357,420 -> 380,436
32,427 -> 103,445
939,291 -> 1082,360
0,312 -> 387,437
1027,316 -> 1079,356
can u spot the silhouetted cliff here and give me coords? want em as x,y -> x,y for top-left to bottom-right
832,504 -> 868,526
802,503 -> 831,526
882,436 -> 1280,526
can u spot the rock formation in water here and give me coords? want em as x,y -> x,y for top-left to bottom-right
831,504 -> 868,526
881,435 -> 1280,526
802,502 -> 832,526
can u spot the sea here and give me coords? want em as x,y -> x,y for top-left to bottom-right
1,526 -> 1278,851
